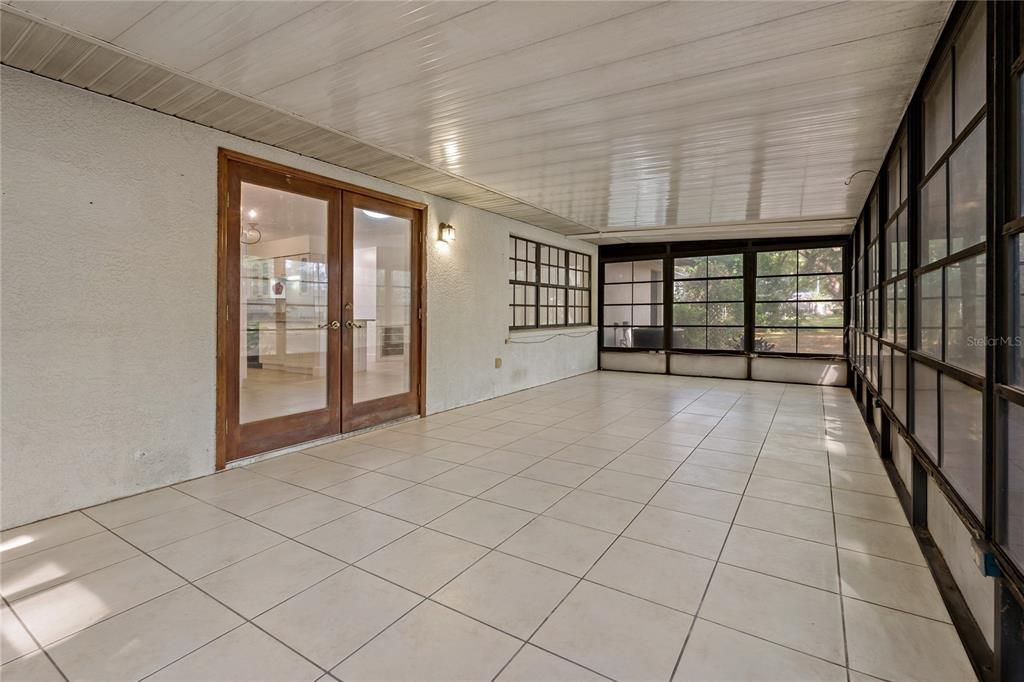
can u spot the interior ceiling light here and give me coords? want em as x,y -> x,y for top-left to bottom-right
241,208 -> 262,244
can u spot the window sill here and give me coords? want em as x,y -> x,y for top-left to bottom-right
507,325 -> 597,341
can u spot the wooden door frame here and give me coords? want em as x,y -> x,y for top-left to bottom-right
216,148 -> 428,469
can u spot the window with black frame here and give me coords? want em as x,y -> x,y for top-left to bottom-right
912,3 -> 987,518
671,254 -> 744,351
882,131 -> 911,423
754,246 -> 844,354
999,3 -> 1024,576
508,235 -> 591,330
602,259 -> 664,349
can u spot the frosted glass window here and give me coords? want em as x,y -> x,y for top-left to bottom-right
942,377 -> 983,516
920,169 -> 947,265
949,123 -> 987,253
945,255 -> 986,375
914,363 -> 939,461
918,270 -> 943,358
924,60 -> 953,172
954,5 -> 986,135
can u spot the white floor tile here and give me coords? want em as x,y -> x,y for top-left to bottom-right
481,476 -> 572,513
357,528 -> 487,596
297,509 -> 416,563
500,516 -> 615,577
533,581 -> 692,681
496,645 -> 605,682
248,493 -> 359,537
428,499 -> 535,547
46,586 -> 242,681
650,481 -> 741,523
624,506 -> 730,560
369,484 -> 469,525
675,619 -> 847,681
544,490 -> 643,534
333,600 -> 519,681
434,552 -> 577,638
195,540 -> 344,618
255,567 -> 420,669
720,525 -> 839,592
838,548 -> 950,622
587,536 -> 714,613
699,564 -> 845,664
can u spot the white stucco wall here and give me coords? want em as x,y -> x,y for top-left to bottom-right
0,67 -> 597,529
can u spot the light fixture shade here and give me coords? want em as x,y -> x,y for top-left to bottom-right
439,223 -> 456,242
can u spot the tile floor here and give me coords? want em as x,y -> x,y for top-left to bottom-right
0,371 -> 978,681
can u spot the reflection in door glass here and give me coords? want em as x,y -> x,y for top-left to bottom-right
239,182 -> 328,423
353,207 -> 412,403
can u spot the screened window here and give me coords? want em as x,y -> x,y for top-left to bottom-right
508,236 -> 590,329
755,246 -> 844,354
671,254 -> 744,351
603,259 -> 663,348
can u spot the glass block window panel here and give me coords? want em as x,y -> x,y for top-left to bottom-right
914,362 -> 940,461
941,376 -> 984,516
945,254 -> 986,375
920,169 -> 948,265
949,122 -> 987,253
918,269 -> 943,358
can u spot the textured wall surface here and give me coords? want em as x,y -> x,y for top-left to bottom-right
0,67 -> 596,528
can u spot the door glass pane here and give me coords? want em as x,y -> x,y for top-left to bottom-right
239,183 -> 329,423
353,207 -> 412,403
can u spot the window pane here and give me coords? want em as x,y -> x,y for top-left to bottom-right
885,221 -> 898,280
604,261 -> 632,283
898,210 -> 909,273
798,329 -> 843,355
1015,237 -> 1024,387
941,377 -> 983,516
756,302 -> 797,326
757,276 -> 797,301
632,260 -> 664,281
708,253 -> 743,277
672,327 -> 706,350
887,150 -> 900,214
798,301 -> 843,327
924,59 -> 952,172
604,305 -> 631,325
632,304 -> 662,326
882,347 -> 894,406
945,254 -> 986,374
757,250 -> 798,276
604,283 -> 632,305
674,257 -> 706,279
1005,401 -> 1024,569
798,274 -> 843,300
920,168 -> 947,265
954,5 -> 986,135
799,247 -> 842,274
674,280 -> 706,303
918,269 -> 943,358
709,302 -> 744,325
756,328 -> 796,353
603,327 -> 661,349
674,303 -> 707,325
633,282 -> 663,304
913,363 -> 939,461
949,122 -> 986,253
708,327 -> 744,351
708,278 -> 743,301
895,278 -> 908,346
893,349 -> 907,424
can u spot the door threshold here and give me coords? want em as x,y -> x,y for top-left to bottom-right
226,414 -> 421,469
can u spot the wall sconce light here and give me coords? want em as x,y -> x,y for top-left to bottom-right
438,222 -> 456,243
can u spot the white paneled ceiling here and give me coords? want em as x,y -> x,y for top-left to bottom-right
1,0 -> 951,243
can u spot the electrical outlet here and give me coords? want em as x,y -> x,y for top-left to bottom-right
495,357 -> 502,369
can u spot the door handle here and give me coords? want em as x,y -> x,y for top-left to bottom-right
345,320 -> 364,329
319,321 -> 341,330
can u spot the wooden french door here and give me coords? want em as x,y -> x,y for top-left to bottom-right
342,193 -> 423,432
218,150 -> 424,467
